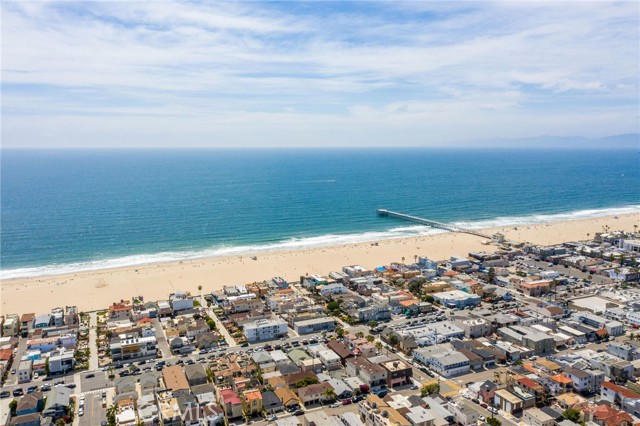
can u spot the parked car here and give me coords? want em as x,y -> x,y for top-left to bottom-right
342,399 -> 353,405
13,388 -> 24,397
27,386 -> 38,394
330,403 -> 340,408
0,391 -> 10,398
488,407 -> 499,414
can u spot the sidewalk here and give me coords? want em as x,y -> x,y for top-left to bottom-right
88,312 -> 99,371
207,307 -> 237,347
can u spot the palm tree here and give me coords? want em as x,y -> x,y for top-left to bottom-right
324,387 -> 336,402
198,285 -> 203,301
414,254 -> 418,264
367,335 -> 375,343
375,341 -> 383,353
356,331 -> 365,339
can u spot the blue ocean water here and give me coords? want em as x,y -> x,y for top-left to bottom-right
1,149 -> 639,278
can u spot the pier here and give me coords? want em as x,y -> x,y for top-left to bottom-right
377,209 -> 494,240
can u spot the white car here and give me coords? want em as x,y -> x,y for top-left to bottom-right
488,407 -> 499,414
330,403 -> 340,408
78,407 -> 84,416
478,415 -> 486,421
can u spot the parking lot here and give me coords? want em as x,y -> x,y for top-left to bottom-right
79,392 -> 106,426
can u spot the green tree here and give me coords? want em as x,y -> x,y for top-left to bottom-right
335,327 -> 345,338
408,281 -> 422,296
45,357 -> 50,376
424,294 -> 434,304
56,419 -> 66,426
487,418 -> 501,426
327,301 -> 341,312
356,331 -> 365,339
388,334 -> 399,347
367,335 -> 375,343
562,408 -> 581,423
9,400 -> 17,416
295,377 -> 319,388
487,267 -> 496,284
375,341 -> 383,352
206,318 -> 217,330
420,383 -> 440,397
367,320 -> 378,328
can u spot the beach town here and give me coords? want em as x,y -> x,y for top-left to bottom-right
1,214 -> 640,426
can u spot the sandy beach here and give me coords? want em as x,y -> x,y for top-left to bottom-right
2,213 -> 639,315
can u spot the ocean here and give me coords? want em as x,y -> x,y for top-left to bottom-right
1,148 -> 639,279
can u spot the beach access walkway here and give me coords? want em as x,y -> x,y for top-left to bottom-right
88,312 -> 99,371
207,306 -> 238,347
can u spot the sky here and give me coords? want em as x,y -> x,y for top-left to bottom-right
1,1 -> 639,148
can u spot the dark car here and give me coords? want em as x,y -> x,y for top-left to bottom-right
54,380 -> 65,386
0,391 -> 10,398
13,388 -> 24,397
85,373 -> 95,378
342,399 -> 353,405
66,383 -> 77,389
27,386 -> 38,394
293,410 -> 304,416
240,343 -> 249,347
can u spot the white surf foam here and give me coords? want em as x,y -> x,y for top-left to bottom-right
2,204 -> 639,280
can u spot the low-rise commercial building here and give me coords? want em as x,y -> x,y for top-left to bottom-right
431,290 -> 480,309
292,317 -> 336,335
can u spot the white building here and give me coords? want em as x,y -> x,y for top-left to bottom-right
243,319 -> 288,343
318,350 -> 341,371
17,359 -> 32,383
170,291 -> 194,312
319,283 -> 347,297
48,349 -> 75,374
445,256 -> 471,270
431,290 -> 481,309
111,335 -> 158,362
413,345 -> 470,377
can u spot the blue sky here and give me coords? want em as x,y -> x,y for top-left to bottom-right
1,1 -> 639,148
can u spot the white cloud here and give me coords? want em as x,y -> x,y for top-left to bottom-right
1,0 -> 638,147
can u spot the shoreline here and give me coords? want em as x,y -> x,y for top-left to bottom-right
2,212 -> 639,315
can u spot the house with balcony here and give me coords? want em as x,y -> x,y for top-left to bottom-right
346,357 -> 387,390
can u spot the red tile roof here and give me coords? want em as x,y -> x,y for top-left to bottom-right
517,377 -> 543,390
220,389 -> 242,405
593,404 -> 634,426
602,381 -> 640,399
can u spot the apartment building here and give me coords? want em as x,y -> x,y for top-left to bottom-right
243,319 -> 288,343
